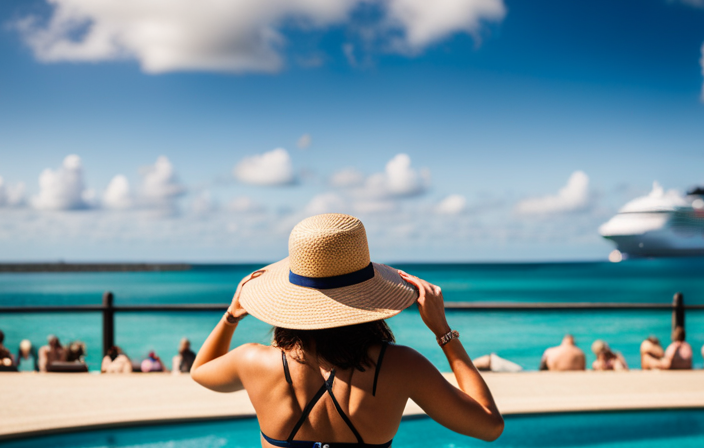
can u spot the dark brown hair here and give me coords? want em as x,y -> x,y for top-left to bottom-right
672,326 -> 686,342
274,320 -> 394,371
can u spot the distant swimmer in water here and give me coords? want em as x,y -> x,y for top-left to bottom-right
640,336 -> 664,370
539,335 -> 586,371
591,340 -> 628,371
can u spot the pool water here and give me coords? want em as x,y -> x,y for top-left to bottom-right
3,410 -> 704,448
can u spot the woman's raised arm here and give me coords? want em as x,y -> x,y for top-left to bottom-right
398,271 -> 504,442
190,278 -> 253,393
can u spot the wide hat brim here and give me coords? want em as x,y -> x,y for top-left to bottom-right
239,258 -> 418,329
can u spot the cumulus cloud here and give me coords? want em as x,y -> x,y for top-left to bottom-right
305,192 -> 348,215
297,134 -> 312,149
436,194 -> 467,215
343,43 -> 358,67
140,156 -> 186,210
228,196 -> 265,213
325,154 -> 429,214
103,175 -> 133,210
0,177 -> 26,207
386,0 -> 506,53
330,167 -> 365,188
515,171 -> 590,215
353,199 -> 399,214
32,155 -> 94,210
190,191 -> 217,215
362,153 -> 430,198
234,148 -> 296,186
16,0 -> 360,74
16,0 -> 507,74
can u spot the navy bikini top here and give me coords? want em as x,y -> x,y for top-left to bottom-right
261,342 -> 392,448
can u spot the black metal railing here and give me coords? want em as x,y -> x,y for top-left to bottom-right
0,292 -> 692,357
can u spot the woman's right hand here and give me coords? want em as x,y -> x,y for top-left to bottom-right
399,270 -> 451,339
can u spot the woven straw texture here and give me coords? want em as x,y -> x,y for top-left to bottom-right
289,213 -> 370,277
238,213 -> 418,329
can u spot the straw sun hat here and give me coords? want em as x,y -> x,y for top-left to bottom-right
238,213 -> 419,329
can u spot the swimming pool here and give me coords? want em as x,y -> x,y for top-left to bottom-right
3,410 -> 704,448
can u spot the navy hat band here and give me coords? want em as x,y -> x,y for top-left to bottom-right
289,263 -> 375,289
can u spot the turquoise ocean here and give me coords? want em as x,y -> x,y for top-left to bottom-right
1,258 -> 703,372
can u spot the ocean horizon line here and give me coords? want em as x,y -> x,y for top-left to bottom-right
4,257 -> 704,273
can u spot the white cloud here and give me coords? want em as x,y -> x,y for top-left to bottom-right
297,133 -> 312,149
362,153 -> 429,198
190,191 -> 216,215
305,192 -> 348,215
17,0 -> 507,74
325,154 -> 429,214
228,196 -> 265,213
353,199 -> 399,214
330,167 -> 365,188
343,43 -> 358,67
234,148 -> 296,186
140,156 -> 186,209
515,171 -> 590,215
436,194 -> 467,215
0,177 -> 26,207
103,175 -> 133,210
386,153 -> 429,196
17,0 -> 360,74
32,155 -> 94,210
386,0 -> 507,53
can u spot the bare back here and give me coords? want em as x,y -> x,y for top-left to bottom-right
544,345 -> 586,371
239,343 -> 412,446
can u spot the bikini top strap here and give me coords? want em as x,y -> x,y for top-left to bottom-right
282,351 -> 293,386
372,342 -> 388,397
287,382 -> 329,443
323,370 -> 365,444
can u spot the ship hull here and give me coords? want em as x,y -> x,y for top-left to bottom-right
603,232 -> 704,258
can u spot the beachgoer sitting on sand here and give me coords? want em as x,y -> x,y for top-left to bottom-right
660,326 -> 692,370
16,339 -> 38,372
38,335 -> 66,372
539,334 -> 586,371
0,330 -> 12,361
591,340 -> 628,371
141,351 -> 168,373
66,341 -> 87,363
0,329 -> 16,370
640,336 -> 664,369
171,338 -> 196,374
191,214 -> 504,446
102,346 -> 133,374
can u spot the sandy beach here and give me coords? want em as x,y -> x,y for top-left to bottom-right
2,370 -> 704,441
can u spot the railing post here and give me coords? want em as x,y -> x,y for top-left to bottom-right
672,292 -> 684,331
102,291 -> 114,357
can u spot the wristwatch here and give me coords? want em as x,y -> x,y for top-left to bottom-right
437,329 -> 460,346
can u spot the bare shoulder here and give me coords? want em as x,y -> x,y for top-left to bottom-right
383,344 -> 439,379
235,343 -> 278,365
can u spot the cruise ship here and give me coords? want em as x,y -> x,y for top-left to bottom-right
599,183 -> 704,259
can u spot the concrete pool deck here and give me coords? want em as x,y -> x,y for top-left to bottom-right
1,371 -> 704,441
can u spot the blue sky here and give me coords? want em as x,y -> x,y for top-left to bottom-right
0,0 -> 703,262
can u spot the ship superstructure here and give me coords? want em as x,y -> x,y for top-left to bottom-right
599,183 -> 704,258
